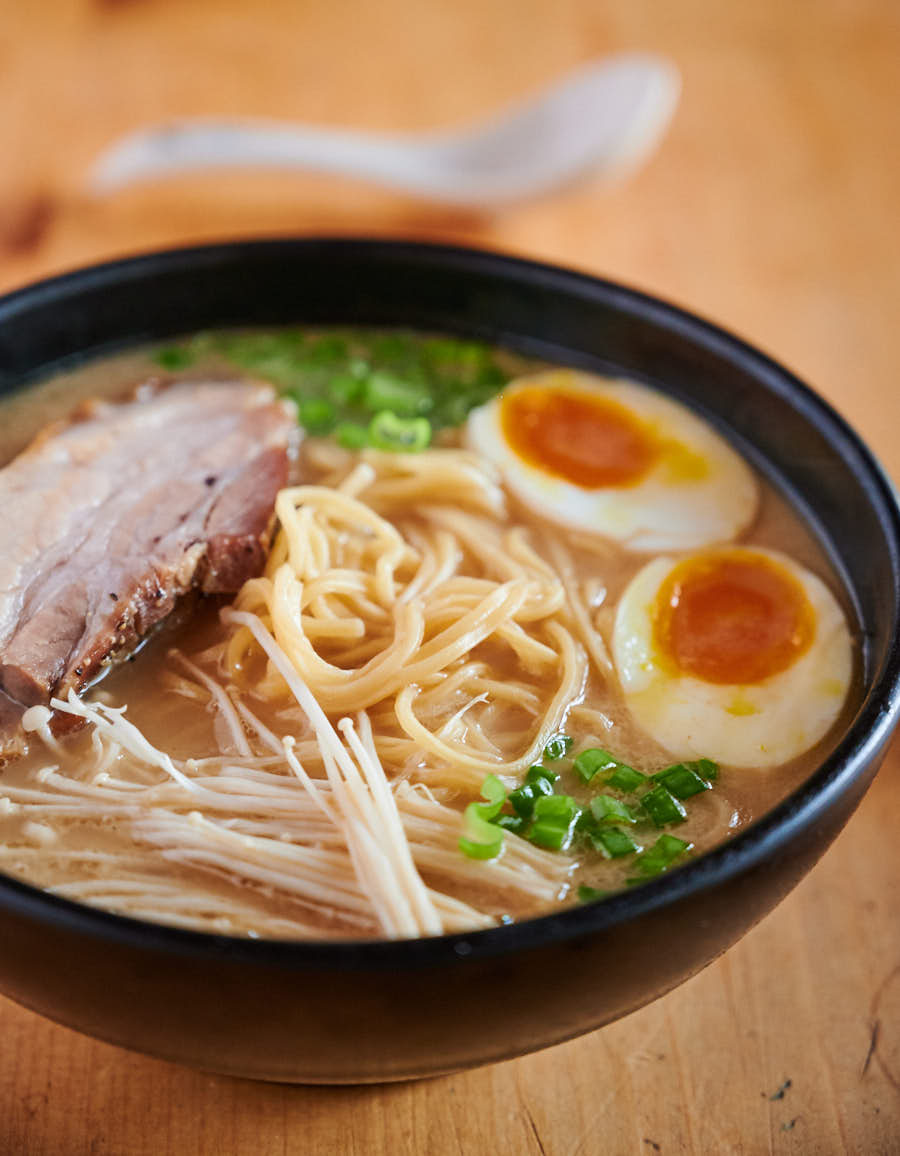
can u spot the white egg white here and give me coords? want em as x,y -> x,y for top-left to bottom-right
465,370 -> 758,551
611,548 -> 853,768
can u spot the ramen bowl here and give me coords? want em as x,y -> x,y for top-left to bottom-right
0,239 -> 898,1083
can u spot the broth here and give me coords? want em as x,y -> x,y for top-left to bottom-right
0,333 -> 860,938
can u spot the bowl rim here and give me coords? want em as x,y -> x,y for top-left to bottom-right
1,235 -> 899,969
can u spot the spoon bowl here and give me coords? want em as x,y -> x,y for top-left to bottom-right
89,55 -> 679,207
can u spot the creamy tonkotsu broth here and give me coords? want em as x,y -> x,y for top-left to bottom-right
0,331 -> 858,938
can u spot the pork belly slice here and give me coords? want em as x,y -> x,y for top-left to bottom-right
0,380 -> 296,711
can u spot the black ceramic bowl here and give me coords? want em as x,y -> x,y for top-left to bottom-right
0,239 -> 898,1084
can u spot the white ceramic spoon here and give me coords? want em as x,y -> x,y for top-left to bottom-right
89,54 -> 679,207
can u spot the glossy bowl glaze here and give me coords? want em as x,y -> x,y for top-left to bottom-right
0,240 -> 898,1083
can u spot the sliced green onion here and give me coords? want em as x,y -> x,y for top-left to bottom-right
508,761 -> 561,820
334,422 -> 370,450
371,333 -> 415,363
307,335 -> 349,365
459,774 -> 507,859
494,813 -> 527,834
527,795 -> 581,852
432,392 -> 477,428
154,346 -> 195,370
542,733 -> 573,761
186,331 -> 218,358
627,834 -> 693,882
422,336 -> 462,364
508,774 -> 555,819
201,329 -> 511,441
652,762 -> 714,800
526,764 -> 558,784
639,785 -> 688,828
577,885 -> 609,903
297,397 -> 336,434
368,411 -> 431,453
327,372 -> 365,406
606,764 -> 648,792
222,333 -> 296,370
364,370 -> 431,417
589,795 -> 638,825
457,342 -> 491,377
589,825 -> 641,859
573,748 -> 619,783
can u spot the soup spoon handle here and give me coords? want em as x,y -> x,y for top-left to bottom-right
88,54 -> 679,207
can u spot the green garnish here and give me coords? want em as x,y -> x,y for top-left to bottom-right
627,834 -> 693,882
543,734 -> 573,761
652,761 -> 716,800
153,328 -> 512,450
589,826 -> 642,859
333,421 -> 370,450
639,785 -> 688,828
577,885 -> 609,903
494,814 -> 527,834
459,774 -> 507,860
307,334 -> 349,365
154,346 -> 195,370
573,748 -> 619,783
589,795 -> 638,825
461,745 -> 716,897
370,333 -> 414,363
606,764 -> 647,792
508,772 -> 555,819
327,372 -> 366,407
364,370 -> 431,417
528,794 -> 582,851
296,397 -> 336,434
368,411 -> 431,453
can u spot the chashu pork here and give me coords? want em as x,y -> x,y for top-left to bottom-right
0,379 -> 296,737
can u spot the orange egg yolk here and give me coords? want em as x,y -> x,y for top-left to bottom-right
653,551 -> 816,685
499,385 -> 659,488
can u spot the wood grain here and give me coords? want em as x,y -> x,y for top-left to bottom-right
1,1 -> 899,1151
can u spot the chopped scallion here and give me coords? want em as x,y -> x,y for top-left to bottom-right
627,834 -> 693,882
494,813 -> 527,834
333,422 -> 370,450
525,764 -> 559,785
639,785 -> 687,828
528,795 -> 581,851
606,764 -> 647,792
542,733 -> 573,761
327,372 -> 365,406
589,825 -> 641,858
308,335 -> 349,365
183,328 -> 511,448
364,370 -> 431,417
154,346 -> 195,370
459,774 -> 507,860
589,795 -> 638,825
652,762 -> 714,800
573,748 -> 620,783
508,774 -> 554,819
368,411 -> 431,453
577,885 -> 609,903
297,397 -> 336,434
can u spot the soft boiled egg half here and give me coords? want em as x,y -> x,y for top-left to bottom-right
465,370 -> 759,551
612,547 -> 853,767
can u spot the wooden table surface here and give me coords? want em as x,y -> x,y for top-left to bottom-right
1,1 -> 899,1152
